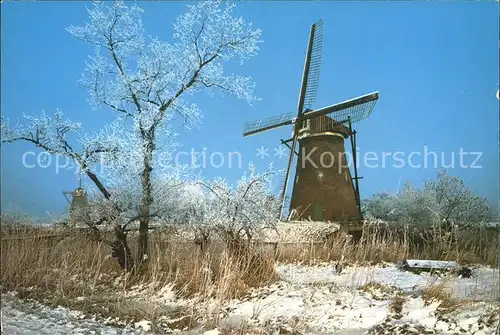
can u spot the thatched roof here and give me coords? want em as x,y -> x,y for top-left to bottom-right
152,221 -> 341,244
254,221 -> 341,243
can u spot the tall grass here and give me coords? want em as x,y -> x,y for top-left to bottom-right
0,222 -> 497,330
0,225 -> 277,328
276,225 -> 498,266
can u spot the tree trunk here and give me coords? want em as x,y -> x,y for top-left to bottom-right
111,225 -> 134,271
137,137 -> 155,266
195,230 -> 209,255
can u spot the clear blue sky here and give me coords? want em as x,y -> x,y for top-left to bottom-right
1,1 -> 499,218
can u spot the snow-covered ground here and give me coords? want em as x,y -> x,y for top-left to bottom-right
219,263 -> 499,334
278,263 -> 500,301
0,295 -> 142,335
2,264 -> 499,334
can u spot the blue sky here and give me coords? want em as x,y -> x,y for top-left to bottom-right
1,1 -> 499,218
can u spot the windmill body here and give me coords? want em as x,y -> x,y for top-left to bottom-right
290,115 -> 360,221
242,19 -> 379,223
63,187 -> 88,226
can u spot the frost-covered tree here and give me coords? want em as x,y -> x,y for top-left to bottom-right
198,164 -> 281,247
167,181 -> 224,250
152,164 -> 281,252
1,0 -> 262,269
394,180 -> 441,226
362,169 -> 490,230
361,191 -> 397,221
425,170 -> 490,228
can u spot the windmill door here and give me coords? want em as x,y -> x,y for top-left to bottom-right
311,203 -> 323,221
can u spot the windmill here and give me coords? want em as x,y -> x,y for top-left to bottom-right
242,19 -> 379,223
63,170 -> 88,225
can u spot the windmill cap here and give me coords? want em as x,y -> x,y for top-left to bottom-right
72,188 -> 86,196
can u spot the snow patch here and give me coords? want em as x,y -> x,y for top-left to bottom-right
134,320 -> 151,331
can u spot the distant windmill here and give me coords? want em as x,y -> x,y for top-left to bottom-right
63,170 -> 88,225
242,19 -> 379,222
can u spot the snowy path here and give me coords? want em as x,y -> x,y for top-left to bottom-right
1,297 -> 145,335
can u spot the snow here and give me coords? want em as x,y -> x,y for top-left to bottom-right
402,259 -> 460,270
2,263 -> 499,334
133,320 -> 151,332
0,295 -> 142,334
216,263 -> 499,333
278,263 -> 499,300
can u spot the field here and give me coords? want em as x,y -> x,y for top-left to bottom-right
1,222 -> 499,334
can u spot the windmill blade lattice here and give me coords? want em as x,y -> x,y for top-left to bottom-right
243,19 -> 324,138
243,112 -> 295,137
303,92 -> 379,126
279,135 -> 298,218
325,99 -> 378,125
302,19 -> 323,112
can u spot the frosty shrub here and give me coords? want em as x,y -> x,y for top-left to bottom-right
363,169 -> 490,230
1,0 -> 262,270
186,164 -> 281,249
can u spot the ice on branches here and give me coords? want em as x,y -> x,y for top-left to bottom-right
2,0 -> 264,265
67,0 -> 262,131
362,169 -> 490,229
184,164 -> 282,243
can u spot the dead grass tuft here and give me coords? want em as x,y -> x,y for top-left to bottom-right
389,295 -> 406,316
421,283 -> 467,312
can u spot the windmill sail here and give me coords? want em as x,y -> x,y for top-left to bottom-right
278,19 -> 324,220
297,19 -> 323,116
243,92 -> 378,137
243,112 -> 295,137
242,19 -> 324,139
303,92 -> 379,125
301,19 -> 323,113
279,135 -> 298,218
